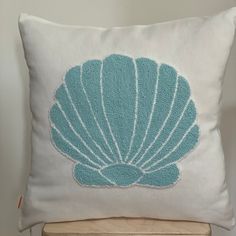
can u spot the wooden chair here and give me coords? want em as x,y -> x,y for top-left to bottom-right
43,218 -> 211,236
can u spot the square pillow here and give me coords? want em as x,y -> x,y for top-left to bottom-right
18,7 -> 236,231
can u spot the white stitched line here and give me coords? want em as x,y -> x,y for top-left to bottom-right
80,64 -> 115,163
140,98 -> 191,169
73,163 -> 101,175
100,60 -> 122,163
51,125 -> 102,169
56,101 -> 108,166
143,163 -> 175,174
63,71 -> 114,165
98,170 -> 117,185
144,122 -> 197,172
128,64 -> 160,164
124,58 -> 139,162
73,163 -> 114,184
134,75 -> 179,166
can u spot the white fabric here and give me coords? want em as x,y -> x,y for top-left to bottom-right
18,8 -> 236,231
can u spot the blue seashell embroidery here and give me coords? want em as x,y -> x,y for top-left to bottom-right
49,54 -> 199,188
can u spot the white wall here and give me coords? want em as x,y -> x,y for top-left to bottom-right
0,0 -> 235,235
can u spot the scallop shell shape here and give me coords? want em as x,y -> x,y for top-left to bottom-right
49,54 -> 199,188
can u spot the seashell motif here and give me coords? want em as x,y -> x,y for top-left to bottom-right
49,54 -> 199,188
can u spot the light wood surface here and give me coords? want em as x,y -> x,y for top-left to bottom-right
43,218 -> 211,236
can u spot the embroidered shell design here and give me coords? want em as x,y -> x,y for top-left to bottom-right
49,54 -> 199,188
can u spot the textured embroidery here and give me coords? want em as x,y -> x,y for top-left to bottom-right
49,54 -> 199,188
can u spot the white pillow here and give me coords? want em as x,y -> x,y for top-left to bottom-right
18,7 -> 236,231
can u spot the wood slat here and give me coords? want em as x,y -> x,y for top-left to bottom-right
43,218 -> 211,236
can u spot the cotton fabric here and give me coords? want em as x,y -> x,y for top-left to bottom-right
18,7 -> 236,231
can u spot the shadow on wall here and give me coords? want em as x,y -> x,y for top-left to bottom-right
212,107 -> 236,236
220,107 -> 236,191
114,0 -> 231,26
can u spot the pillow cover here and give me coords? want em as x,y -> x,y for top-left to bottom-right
18,7 -> 236,231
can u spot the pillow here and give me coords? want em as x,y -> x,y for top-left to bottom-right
18,7 -> 236,231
